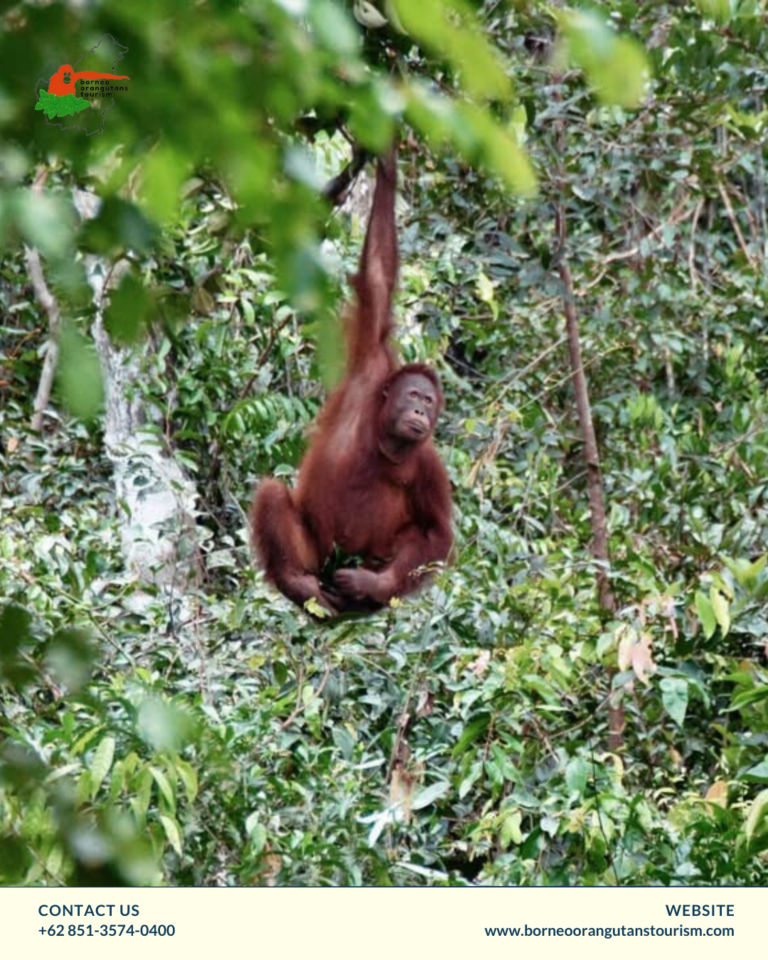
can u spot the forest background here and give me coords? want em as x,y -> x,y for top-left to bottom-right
2,0 -> 768,887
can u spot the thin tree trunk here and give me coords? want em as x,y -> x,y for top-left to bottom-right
555,241 -> 614,613
554,118 -> 622,748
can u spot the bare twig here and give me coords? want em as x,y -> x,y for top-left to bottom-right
601,199 -> 694,266
236,315 -> 293,403
503,335 -> 568,391
717,179 -> 756,270
580,201 -> 696,293
278,663 -> 332,732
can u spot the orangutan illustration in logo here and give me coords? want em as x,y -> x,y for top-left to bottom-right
47,64 -> 129,96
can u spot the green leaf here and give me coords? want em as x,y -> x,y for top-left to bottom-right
150,766 -> 176,813
159,814 -> 183,856
393,0 -> 511,102
565,756 -> 589,795
131,768 -> 153,827
695,591 -> 717,639
745,789 -> 768,844
315,304 -> 345,390
245,815 -> 268,855
724,555 -> 766,590
458,762 -> 483,800
477,270 -> 494,305
349,83 -> 397,153
455,101 -> 537,196
175,758 -> 198,804
73,725 -> 105,756
406,83 -> 535,191
89,736 -> 115,800
0,603 -> 34,677
559,10 -> 649,109
660,677 -> 688,727
743,760 -> 768,782
728,686 -> 768,711
500,810 -> 522,849
710,588 -> 730,636
452,713 -> 491,757
695,0 -> 731,24
57,322 -> 104,420
46,627 -> 94,693
137,698 -> 194,753
14,189 -> 75,258
490,742 -> 518,782
45,845 -> 64,879
310,0 -> 359,55
105,271 -> 152,344
141,144 -> 187,225
411,780 -> 450,810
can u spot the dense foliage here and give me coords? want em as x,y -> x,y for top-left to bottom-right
2,0 -> 768,886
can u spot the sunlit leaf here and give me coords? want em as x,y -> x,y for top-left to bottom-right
159,814 -> 183,856
695,0 -> 732,24
405,85 -> 537,196
710,588 -> 730,636
559,10 -> 649,108
695,591 -> 717,639
175,759 -> 198,804
89,737 -> 115,800
393,0 -> 511,102
500,809 -> 522,848
150,766 -> 176,813
745,789 -> 768,844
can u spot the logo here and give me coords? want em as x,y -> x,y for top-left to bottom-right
35,33 -> 130,136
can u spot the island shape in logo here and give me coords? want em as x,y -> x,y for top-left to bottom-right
35,33 -> 130,136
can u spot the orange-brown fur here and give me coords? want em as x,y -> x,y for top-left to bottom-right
251,150 -> 452,614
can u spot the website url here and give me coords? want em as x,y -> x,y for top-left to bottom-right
485,924 -> 734,939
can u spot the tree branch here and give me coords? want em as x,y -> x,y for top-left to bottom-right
25,166 -> 61,433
